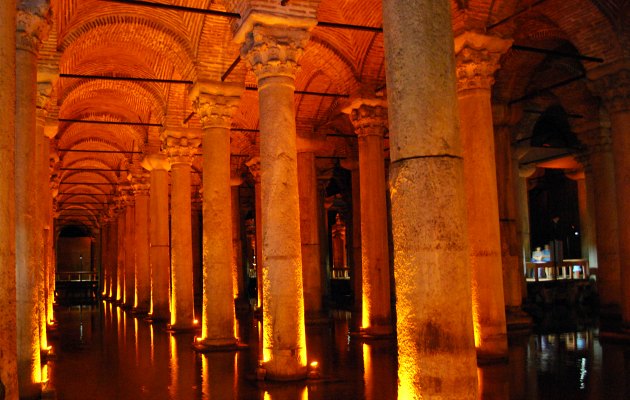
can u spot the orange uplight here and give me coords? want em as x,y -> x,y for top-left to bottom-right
193,319 -> 199,325
310,361 -> 318,368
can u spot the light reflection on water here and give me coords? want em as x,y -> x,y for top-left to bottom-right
49,304 -> 630,399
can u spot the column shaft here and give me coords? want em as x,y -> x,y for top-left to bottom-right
609,111 -> 630,325
148,164 -> 170,321
383,0 -> 478,398
495,125 -> 522,309
109,220 -> 118,300
134,193 -> 151,312
116,209 -> 125,302
357,130 -> 391,335
200,126 -> 236,346
124,203 -> 135,307
297,151 -> 323,317
35,110 -> 48,353
102,224 -> 109,297
256,74 -> 307,378
169,162 -> 195,329
16,41 -> 43,399
589,134 -> 620,306
0,0 -> 18,397
231,184 -> 245,301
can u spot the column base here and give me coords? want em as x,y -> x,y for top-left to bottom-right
261,364 -> 308,382
506,307 -> 533,334
192,337 -> 242,352
356,325 -> 395,340
144,314 -> 170,324
18,381 -> 42,400
121,302 -> 134,310
599,328 -> 630,343
166,323 -> 199,333
131,307 -> 149,316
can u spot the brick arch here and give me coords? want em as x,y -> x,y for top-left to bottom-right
59,14 -> 197,81
60,78 -> 166,121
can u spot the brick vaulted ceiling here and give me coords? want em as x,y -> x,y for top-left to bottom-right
44,0 -> 628,229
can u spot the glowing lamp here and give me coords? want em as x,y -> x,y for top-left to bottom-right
307,360 -> 321,379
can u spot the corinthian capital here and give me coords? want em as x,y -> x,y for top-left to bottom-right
16,2 -> 52,53
454,32 -> 512,92
342,98 -> 388,138
161,129 -> 202,165
190,80 -> 243,130
241,24 -> 311,81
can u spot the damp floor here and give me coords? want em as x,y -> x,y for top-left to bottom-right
46,302 -> 630,399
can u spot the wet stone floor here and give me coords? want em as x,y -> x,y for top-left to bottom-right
46,303 -> 630,399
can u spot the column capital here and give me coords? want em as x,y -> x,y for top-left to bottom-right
142,153 -> 171,172
454,32 -> 512,92
190,80 -> 243,130
342,98 -> 388,138
129,167 -> 150,196
16,4 -> 52,54
589,69 -> 630,114
240,23 -> 313,82
161,129 -> 202,166
245,156 -> 261,183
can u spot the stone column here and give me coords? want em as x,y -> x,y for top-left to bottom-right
341,158 -> 362,332
115,201 -> 126,303
239,18 -> 315,380
107,211 -> 119,301
383,0 -> 478,398
582,124 -> 620,307
297,141 -> 323,319
231,175 -> 246,303
342,98 -> 392,337
515,164 -> 536,285
35,85 -> 52,355
190,80 -> 242,348
566,165 -> 597,271
45,135 -> 58,327
494,114 -> 529,326
142,154 -> 171,322
131,168 -> 151,314
246,157 -> 263,308
0,0 -> 18,397
122,186 -> 135,309
162,130 -> 200,331
591,68 -> 630,328
15,3 -> 50,397
101,221 -> 110,297
455,32 -> 511,360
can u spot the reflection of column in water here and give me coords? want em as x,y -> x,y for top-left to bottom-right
508,336 -> 528,400
264,385 -> 308,400
477,364 -> 509,400
201,352 -> 236,400
526,335 -> 539,396
169,335 -> 178,399
333,312 -> 350,363
363,342 -> 396,400
174,335 -> 198,399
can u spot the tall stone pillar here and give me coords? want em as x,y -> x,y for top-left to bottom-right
455,32 -> 511,360
15,3 -> 50,397
238,18 -> 314,380
115,201 -> 126,303
122,186 -> 135,309
0,0 -> 18,397
246,157 -> 263,308
45,135 -> 58,326
340,158 -> 362,333
107,211 -> 119,301
101,221 -> 110,297
591,68 -> 630,328
297,143 -> 323,319
383,0 -> 478,398
342,98 -> 392,337
142,154 -> 171,322
582,124 -> 620,307
515,164 -> 536,286
163,130 -> 200,330
131,168 -> 151,314
35,85 -> 52,355
231,176 -> 245,303
190,80 -> 242,348
493,110 -> 529,327
566,165 -> 597,270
